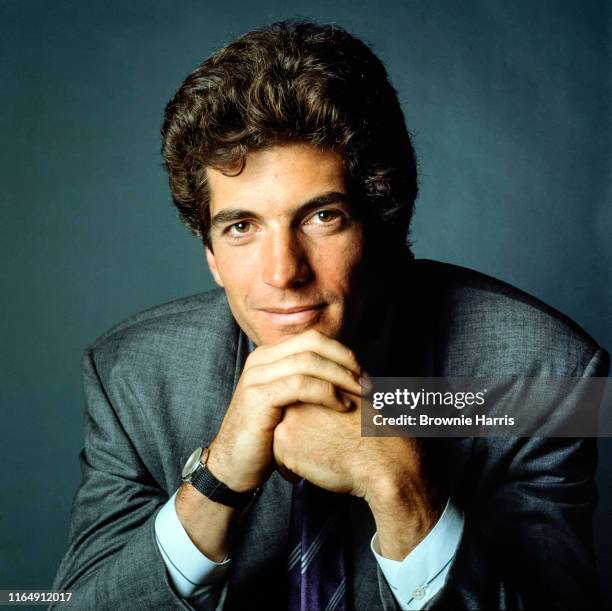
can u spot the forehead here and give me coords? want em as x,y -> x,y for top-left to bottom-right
206,143 -> 347,217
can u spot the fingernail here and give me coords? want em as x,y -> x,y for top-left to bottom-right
359,375 -> 373,393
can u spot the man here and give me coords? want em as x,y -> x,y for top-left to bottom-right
53,21 -> 608,610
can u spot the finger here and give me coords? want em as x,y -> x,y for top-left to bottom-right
339,390 -> 362,410
246,329 -> 362,375
256,374 -> 353,412
245,350 -> 363,395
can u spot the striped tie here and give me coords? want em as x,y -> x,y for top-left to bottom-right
288,479 -> 350,611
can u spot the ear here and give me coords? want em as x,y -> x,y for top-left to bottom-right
205,247 -> 225,288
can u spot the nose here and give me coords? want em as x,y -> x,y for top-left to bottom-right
261,228 -> 312,289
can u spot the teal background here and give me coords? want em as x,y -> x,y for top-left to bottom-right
1,0 -> 610,602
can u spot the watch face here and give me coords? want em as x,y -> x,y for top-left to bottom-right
182,447 -> 203,480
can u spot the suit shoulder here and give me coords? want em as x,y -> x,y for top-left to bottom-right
85,288 -> 234,368
411,259 -> 608,375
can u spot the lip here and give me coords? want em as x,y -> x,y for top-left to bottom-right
259,304 -> 325,325
261,304 -> 322,314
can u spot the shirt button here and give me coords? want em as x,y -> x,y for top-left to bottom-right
412,586 -> 426,600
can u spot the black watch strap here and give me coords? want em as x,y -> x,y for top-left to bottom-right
189,464 -> 258,508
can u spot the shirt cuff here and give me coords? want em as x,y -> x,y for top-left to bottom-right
154,490 -> 232,598
371,498 -> 464,610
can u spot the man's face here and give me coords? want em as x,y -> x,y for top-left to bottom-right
205,143 -> 366,346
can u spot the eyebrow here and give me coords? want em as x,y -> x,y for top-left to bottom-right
209,191 -> 350,230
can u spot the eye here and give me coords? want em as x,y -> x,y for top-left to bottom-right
305,209 -> 344,225
226,221 -> 253,237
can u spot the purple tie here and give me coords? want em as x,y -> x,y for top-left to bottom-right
288,479 -> 350,611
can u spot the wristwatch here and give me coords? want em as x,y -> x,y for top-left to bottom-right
181,447 -> 260,508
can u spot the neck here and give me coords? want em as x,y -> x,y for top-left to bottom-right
343,283 -> 407,376
356,300 -> 400,375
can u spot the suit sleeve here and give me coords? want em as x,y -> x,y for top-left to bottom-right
415,347 -> 609,610
51,347 -> 202,610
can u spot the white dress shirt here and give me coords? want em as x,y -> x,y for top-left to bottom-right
155,491 -> 464,610
371,499 -> 464,609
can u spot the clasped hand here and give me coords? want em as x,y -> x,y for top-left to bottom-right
203,329 -> 441,560
207,329 -> 423,504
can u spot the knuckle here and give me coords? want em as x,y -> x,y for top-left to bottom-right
292,373 -> 307,391
324,380 -> 337,400
244,350 -> 258,367
243,362 -> 265,386
301,350 -> 319,367
305,328 -> 323,342
240,384 -> 257,404
345,349 -> 359,370
241,368 -> 254,387
345,366 -> 357,381
275,421 -> 289,442
246,345 -> 267,366
290,352 -> 304,366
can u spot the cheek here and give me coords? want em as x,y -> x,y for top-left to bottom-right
214,250 -> 257,291
311,235 -> 364,286
213,273 -> 253,323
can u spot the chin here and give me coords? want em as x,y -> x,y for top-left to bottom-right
236,303 -> 346,346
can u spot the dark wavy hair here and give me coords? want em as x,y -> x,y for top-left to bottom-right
161,20 -> 418,254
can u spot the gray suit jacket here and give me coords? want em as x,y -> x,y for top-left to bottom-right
53,259 -> 609,610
